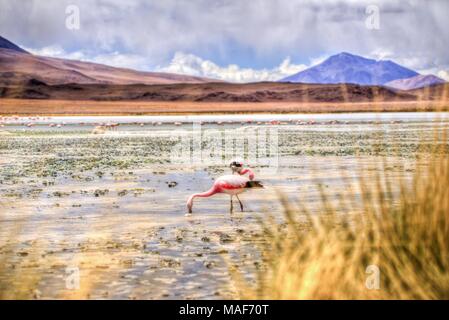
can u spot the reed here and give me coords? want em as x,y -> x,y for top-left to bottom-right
234,137 -> 449,299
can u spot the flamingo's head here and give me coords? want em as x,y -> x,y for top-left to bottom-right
231,160 -> 255,180
230,160 -> 244,174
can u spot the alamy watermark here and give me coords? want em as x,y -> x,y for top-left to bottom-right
65,266 -> 80,290
65,5 -> 80,30
365,4 -> 380,30
169,122 -> 279,174
365,264 -> 380,290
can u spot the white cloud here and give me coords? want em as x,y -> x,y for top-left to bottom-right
2,0 -> 448,73
309,55 -> 329,67
437,70 -> 449,81
6,0 -> 447,82
26,45 -> 84,60
369,49 -> 394,61
25,45 -> 148,70
88,52 -> 148,70
27,46 -> 308,82
158,52 -> 307,82
368,49 -> 449,81
24,45 -> 448,83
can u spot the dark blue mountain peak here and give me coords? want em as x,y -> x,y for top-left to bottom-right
280,52 -> 419,85
0,35 -> 29,54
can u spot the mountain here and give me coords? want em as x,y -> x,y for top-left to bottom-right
280,52 -> 419,85
0,36 -> 215,85
0,36 -> 29,54
0,81 -> 417,102
385,74 -> 446,90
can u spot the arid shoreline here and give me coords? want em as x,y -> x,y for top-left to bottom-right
1,99 -> 448,116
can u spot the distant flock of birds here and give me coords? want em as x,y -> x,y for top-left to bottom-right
0,115 -> 404,130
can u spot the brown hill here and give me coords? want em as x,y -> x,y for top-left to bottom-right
0,48 -> 215,86
408,83 -> 449,100
0,80 -> 419,102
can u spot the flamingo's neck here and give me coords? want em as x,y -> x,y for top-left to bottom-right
187,185 -> 218,213
240,168 -> 255,180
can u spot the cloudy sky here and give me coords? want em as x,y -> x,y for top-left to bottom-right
1,0 -> 448,82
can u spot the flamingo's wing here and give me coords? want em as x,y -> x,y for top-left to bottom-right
216,175 -> 248,190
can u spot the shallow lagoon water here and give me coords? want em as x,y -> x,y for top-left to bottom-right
1,113 -> 449,299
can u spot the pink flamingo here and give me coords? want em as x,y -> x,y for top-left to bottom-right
186,174 -> 263,214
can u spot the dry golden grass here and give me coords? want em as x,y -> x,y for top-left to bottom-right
1,99 -> 448,115
234,139 -> 449,299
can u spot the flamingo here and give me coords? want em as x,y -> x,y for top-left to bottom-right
186,174 -> 263,215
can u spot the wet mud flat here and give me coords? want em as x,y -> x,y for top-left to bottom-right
0,116 -> 448,299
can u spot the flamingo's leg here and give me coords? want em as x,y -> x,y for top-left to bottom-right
230,196 -> 234,213
236,195 -> 244,212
